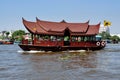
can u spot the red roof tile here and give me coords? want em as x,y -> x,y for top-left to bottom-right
22,18 -> 100,36
86,23 -> 100,35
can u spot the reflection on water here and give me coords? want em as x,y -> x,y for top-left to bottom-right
0,44 -> 120,80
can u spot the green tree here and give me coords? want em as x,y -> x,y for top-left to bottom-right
1,31 -> 7,39
99,32 -> 111,40
111,35 -> 120,41
6,32 -> 10,39
12,30 -> 25,41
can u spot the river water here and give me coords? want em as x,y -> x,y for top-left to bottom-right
0,44 -> 120,80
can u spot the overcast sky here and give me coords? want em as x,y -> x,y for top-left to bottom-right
0,0 -> 120,34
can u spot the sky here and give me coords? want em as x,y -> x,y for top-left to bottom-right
0,0 -> 120,34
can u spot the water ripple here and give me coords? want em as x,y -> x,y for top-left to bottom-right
0,44 -> 120,80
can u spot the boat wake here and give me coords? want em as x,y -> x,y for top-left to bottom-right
17,49 -> 89,54
68,50 -> 87,53
62,50 -> 87,53
17,50 -> 45,54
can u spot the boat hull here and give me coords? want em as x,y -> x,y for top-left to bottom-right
19,44 -> 105,51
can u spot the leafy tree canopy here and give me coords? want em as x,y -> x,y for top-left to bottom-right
111,35 -> 120,41
12,30 -> 25,41
6,32 -> 10,35
99,32 -> 111,39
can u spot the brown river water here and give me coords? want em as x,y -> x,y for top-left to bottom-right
0,44 -> 120,80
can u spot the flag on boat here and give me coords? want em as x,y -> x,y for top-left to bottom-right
104,20 -> 111,27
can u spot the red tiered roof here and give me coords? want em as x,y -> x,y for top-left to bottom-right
23,18 -> 100,36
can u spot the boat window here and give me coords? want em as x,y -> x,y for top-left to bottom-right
64,36 -> 69,41
96,35 -> 102,41
72,36 -> 77,42
78,37 -> 81,42
39,37 -> 44,41
84,36 -> 87,41
71,37 -> 75,42
87,36 -> 90,41
83,36 -> 94,41
50,36 -> 56,41
89,36 -> 94,41
81,36 -> 84,41
71,36 -> 82,42
44,36 -> 49,41
57,36 -> 63,41
90,36 -> 96,41
89,36 -> 92,41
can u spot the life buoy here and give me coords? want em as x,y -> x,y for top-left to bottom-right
96,42 -> 100,46
101,41 -> 106,46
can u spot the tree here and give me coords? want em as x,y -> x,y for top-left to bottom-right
111,35 -> 120,41
99,32 -> 111,40
1,31 -> 7,39
6,32 -> 10,39
12,30 -> 25,41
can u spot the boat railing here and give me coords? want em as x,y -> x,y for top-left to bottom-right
22,39 -> 64,46
22,39 -> 29,44
70,41 -> 96,47
35,40 -> 64,46
70,41 -> 106,47
21,39 -> 105,47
